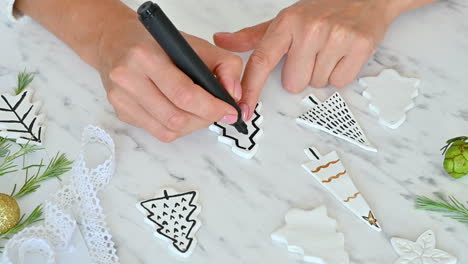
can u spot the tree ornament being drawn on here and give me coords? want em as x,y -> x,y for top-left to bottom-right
271,206 -> 349,264
296,93 -> 376,152
302,147 -> 381,232
209,102 -> 263,159
391,230 -> 457,264
359,69 -> 420,129
0,89 -> 44,145
137,188 -> 201,258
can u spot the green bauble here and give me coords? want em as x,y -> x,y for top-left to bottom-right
443,137 -> 468,179
0,193 -> 21,234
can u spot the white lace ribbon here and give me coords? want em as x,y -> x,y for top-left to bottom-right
2,125 -> 119,264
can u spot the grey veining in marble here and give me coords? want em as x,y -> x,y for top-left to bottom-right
0,0 -> 467,263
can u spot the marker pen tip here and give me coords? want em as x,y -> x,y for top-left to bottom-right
234,122 -> 248,135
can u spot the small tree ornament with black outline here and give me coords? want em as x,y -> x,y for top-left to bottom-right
0,90 -> 44,145
297,92 -> 376,152
138,189 -> 201,258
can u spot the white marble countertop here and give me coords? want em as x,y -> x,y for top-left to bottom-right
1,0 -> 467,263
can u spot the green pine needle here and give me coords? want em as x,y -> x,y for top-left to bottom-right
416,193 -> 468,226
15,70 -> 35,95
0,205 -> 43,240
0,137 -> 11,158
0,142 -> 41,177
12,153 -> 73,199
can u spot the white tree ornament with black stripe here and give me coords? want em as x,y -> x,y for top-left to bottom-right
137,188 -> 201,258
296,92 -> 376,152
209,102 -> 263,159
0,89 -> 44,145
302,147 -> 381,232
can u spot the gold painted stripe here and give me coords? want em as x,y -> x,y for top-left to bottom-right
311,159 -> 340,173
322,170 -> 347,183
343,192 -> 360,203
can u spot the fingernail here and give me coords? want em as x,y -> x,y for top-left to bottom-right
220,114 -> 237,125
215,32 -> 231,37
233,80 -> 242,101
239,103 -> 250,121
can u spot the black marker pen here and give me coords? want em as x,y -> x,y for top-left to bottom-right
137,1 -> 248,135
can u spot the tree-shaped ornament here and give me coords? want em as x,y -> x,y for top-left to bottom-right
271,206 -> 349,264
297,93 -> 376,152
302,147 -> 381,231
359,69 -> 420,129
137,188 -> 201,258
0,71 -> 44,145
209,103 -> 263,159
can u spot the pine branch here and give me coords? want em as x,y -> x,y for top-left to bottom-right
0,142 -> 41,177
0,137 -> 11,158
416,193 -> 468,226
12,153 -> 73,199
0,205 -> 43,239
15,70 -> 35,95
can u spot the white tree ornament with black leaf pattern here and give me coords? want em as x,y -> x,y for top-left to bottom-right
137,188 -> 201,258
0,89 -> 44,145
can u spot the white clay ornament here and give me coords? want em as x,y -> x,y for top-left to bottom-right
359,69 -> 420,129
137,188 -> 201,258
271,206 -> 349,264
302,147 -> 381,232
296,92 -> 376,152
391,230 -> 457,264
209,102 -> 263,159
0,89 -> 44,145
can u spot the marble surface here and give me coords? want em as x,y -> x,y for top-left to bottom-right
1,0 -> 468,263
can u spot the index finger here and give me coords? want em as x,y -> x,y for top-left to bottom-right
151,64 -> 238,122
240,23 -> 292,120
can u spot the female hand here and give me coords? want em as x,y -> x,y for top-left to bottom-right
99,18 -> 244,142
214,0 -> 402,120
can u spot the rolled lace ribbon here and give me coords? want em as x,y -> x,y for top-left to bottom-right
2,125 -> 119,264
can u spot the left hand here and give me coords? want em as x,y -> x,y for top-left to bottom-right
214,0 -> 400,120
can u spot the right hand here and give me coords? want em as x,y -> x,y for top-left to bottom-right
214,0 -> 398,120
97,16 -> 244,142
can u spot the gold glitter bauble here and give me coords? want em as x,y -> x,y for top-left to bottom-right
0,193 -> 20,234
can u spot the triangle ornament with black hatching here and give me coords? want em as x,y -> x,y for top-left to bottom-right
296,92 -> 376,152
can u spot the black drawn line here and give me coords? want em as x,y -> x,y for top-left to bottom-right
308,148 -> 320,160
212,103 -> 261,151
140,190 -> 199,254
0,91 -> 41,142
12,92 -> 27,111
